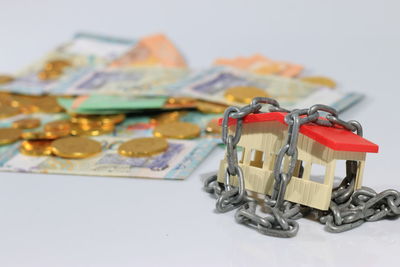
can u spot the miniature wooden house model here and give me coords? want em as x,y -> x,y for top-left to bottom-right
217,112 -> 379,210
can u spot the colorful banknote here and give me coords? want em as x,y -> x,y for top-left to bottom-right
109,34 -> 187,68
59,95 -> 168,114
176,66 -> 363,112
51,66 -> 189,96
214,54 -> 303,77
0,136 -> 217,179
0,33 -> 136,95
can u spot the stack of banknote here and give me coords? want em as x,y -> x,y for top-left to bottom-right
0,32 -> 363,180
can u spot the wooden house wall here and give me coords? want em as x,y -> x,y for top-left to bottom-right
217,121 -> 366,210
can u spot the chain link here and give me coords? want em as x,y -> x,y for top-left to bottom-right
203,97 -> 399,237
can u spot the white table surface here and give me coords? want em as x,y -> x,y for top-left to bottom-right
1,1 -> 400,266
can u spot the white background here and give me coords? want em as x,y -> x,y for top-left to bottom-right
1,0 -> 400,266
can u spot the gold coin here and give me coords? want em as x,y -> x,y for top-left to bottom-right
70,113 -> 125,125
118,137 -> 168,157
34,96 -> 64,113
44,128 -> 71,139
21,129 -> 68,140
8,94 -> 36,107
44,59 -> 72,71
98,114 -> 125,125
44,120 -> 71,132
300,76 -> 337,89
205,119 -> 222,135
0,92 -> 12,104
0,128 -> 22,145
166,97 -> 196,105
224,86 -> 269,104
37,70 -> 63,81
153,121 -> 201,139
51,136 -> 102,159
19,103 -> 40,114
12,118 -> 41,129
70,123 -> 114,136
196,100 -> 228,114
0,106 -> 20,119
21,131 -> 46,140
20,140 -> 53,156
150,111 -> 186,125
0,75 -> 14,84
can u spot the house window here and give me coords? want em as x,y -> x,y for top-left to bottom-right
310,163 -> 326,184
249,149 -> 264,168
237,146 -> 245,164
333,160 -> 359,188
293,160 -> 304,178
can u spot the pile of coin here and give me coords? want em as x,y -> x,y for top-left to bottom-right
0,75 -> 14,85
38,59 -> 72,81
0,88 -> 229,160
0,111 -> 130,159
0,93 -> 65,116
118,137 -> 169,157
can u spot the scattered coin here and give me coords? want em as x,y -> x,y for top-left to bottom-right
44,59 -> 72,71
205,119 -> 222,135
35,96 -> 64,113
45,128 -> 71,139
166,97 -> 197,107
224,86 -> 269,104
19,103 -> 39,114
0,106 -> 20,119
118,137 -> 168,157
12,118 -> 41,129
51,136 -> 102,159
70,113 -> 125,125
300,76 -> 337,89
70,123 -> 114,136
196,100 -> 228,114
21,131 -> 57,140
150,111 -> 186,125
0,75 -> 14,84
153,121 -> 200,139
167,97 -> 196,104
0,92 -> 12,104
99,114 -> 126,125
44,120 -> 71,132
37,70 -> 63,80
38,59 -> 72,81
20,140 -> 53,156
0,128 -> 22,145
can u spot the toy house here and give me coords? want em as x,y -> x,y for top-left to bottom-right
217,112 -> 379,210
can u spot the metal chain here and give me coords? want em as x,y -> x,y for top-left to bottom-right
203,97 -> 400,237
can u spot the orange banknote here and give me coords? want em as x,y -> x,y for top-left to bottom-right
214,54 -> 303,77
110,34 -> 187,68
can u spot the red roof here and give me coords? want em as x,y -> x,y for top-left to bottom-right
219,112 -> 378,153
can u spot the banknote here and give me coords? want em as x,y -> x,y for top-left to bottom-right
60,32 -> 137,61
214,54 -> 303,77
51,66 -> 189,96
109,34 -> 187,68
114,111 -> 221,138
0,33 -> 136,95
175,66 -> 363,112
57,95 -> 168,114
0,136 -> 218,180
